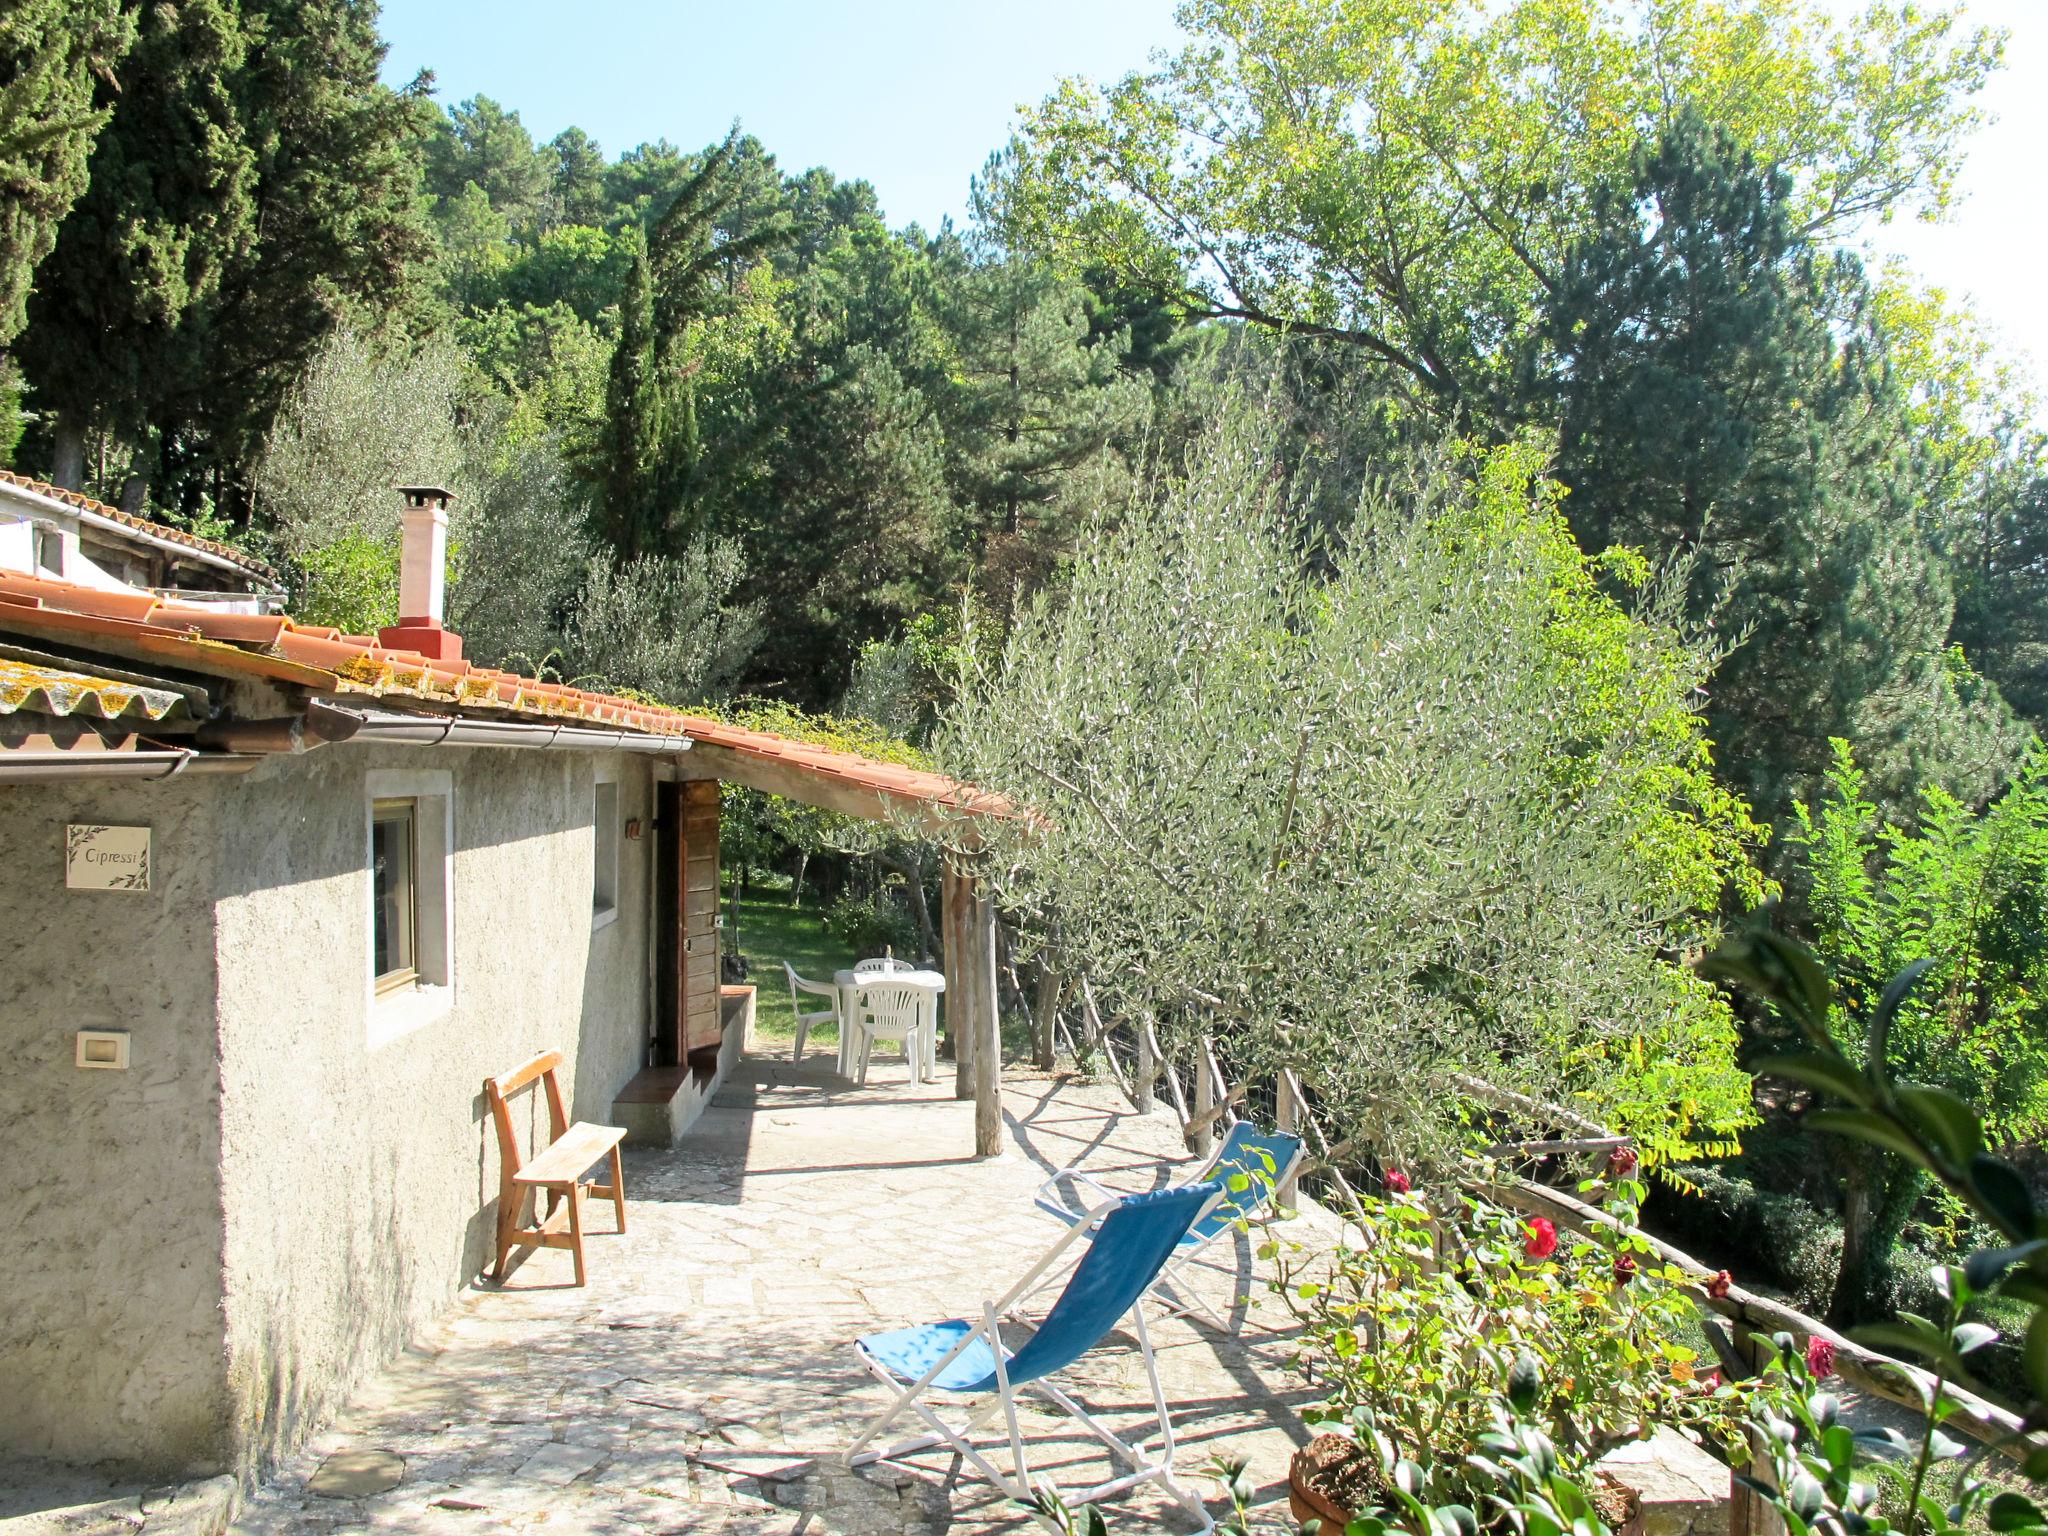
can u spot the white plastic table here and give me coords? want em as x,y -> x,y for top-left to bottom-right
832,967 -> 945,1079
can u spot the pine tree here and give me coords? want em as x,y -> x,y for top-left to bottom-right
547,127 -> 607,228
424,94 -> 549,236
1532,110 -> 2024,824
0,0 -> 135,349
945,258 -> 1148,613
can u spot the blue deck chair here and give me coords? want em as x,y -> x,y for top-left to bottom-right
1034,1121 -> 1305,1332
846,1180 -> 1224,1533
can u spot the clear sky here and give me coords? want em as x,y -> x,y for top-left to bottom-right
377,0 -> 2047,388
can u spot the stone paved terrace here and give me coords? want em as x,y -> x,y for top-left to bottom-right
236,1055 -> 1328,1535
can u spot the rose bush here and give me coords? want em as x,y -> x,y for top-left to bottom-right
1272,1178 -> 1749,1511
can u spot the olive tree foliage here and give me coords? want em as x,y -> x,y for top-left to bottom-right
560,539 -> 761,707
934,406 -> 1763,1168
253,325 -> 471,632
444,401 -> 593,668
992,0 -> 2002,425
253,324 -> 760,708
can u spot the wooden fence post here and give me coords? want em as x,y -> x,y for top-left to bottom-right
1275,1069 -> 1301,1206
1134,1014 -> 1157,1111
970,875 -> 1004,1157
944,860 -> 974,1101
1192,1040 -> 1215,1156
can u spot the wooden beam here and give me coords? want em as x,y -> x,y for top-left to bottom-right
1497,1175 -> 2046,1467
677,741 -> 985,845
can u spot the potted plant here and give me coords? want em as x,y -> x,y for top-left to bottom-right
1271,1172 -> 1747,1530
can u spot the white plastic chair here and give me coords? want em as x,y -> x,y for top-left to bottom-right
852,955 -> 911,977
783,961 -> 839,1066
850,980 -> 930,1085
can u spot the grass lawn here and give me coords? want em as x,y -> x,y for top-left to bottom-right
725,886 -> 848,1047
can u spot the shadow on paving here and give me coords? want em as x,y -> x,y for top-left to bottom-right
237,1055 -> 1327,1535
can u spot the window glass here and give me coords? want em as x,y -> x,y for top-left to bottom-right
593,780 -> 620,921
372,799 -> 417,988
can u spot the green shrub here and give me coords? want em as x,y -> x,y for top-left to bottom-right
823,893 -> 917,960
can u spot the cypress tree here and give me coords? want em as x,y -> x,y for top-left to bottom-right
17,0 -> 256,490
594,227 -> 666,561
0,1 -> 135,349
180,0 -> 438,498
16,0 -> 434,511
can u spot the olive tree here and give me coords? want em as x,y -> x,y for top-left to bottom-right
935,406 -> 1764,1167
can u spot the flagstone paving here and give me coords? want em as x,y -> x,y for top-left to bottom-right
236,1057 -> 1331,1535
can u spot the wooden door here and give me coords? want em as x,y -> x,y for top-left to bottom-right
653,781 -> 682,1067
680,779 -> 721,1058
653,779 -> 722,1067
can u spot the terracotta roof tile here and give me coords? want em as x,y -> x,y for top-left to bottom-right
0,470 -> 281,583
0,568 -> 1004,816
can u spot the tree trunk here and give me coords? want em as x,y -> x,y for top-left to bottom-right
51,416 -> 85,490
900,853 -> 937,967
789,850 -> 808,908
118,441 -> 151,515
726,861 -> 746,973
1032,962 -> 1061,1071
1830,1155 -> 1926,1325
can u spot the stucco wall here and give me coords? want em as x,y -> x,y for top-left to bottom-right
212,743 -> 654,1472
0,777 -> 232,1476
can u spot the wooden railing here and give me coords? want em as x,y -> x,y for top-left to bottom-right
1055,986 -> 2047,1480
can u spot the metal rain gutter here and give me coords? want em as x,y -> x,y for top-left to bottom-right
337,707 -> 693,756
0,749 -> 261,783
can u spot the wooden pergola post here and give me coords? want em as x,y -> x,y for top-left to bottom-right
942,856 -> 1003,1157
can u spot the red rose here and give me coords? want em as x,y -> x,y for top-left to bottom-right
1612,1252 -> 1639,1285
1606,1144 -> 1640,1179
1805,1336 -> 1837,1379
1524,1217 -> 1559,1259
1384,1168 -> 1411,1195
1707,1269 -> 1733,1300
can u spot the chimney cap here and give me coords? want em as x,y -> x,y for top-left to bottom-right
396,485 -> 454,509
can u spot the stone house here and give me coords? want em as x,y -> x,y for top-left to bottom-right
0,479 -> 1000,1483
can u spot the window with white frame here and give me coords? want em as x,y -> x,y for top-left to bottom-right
371,798 -> 418,992
365,769 -> 453,1044
592,777 -> 620,928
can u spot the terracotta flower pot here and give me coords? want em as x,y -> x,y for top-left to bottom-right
1288,1433 -> 1645,1535
1289,1433 -> 1372,1529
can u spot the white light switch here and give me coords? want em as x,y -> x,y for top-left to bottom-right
76,1030 -> 130,1070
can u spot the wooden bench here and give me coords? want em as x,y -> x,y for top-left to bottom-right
484,1050 -> 627,1287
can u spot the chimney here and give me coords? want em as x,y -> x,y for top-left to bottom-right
377,486 -> 462,660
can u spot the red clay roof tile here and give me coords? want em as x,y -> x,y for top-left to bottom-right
0,568 -> 1002,815
0,470 -> 281,583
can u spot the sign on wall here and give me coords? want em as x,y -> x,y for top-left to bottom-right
66,824 -> 151,891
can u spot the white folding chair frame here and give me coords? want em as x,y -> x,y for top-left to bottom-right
844,1190 -> 1219,1534
1032,1132 -> 1305,1335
